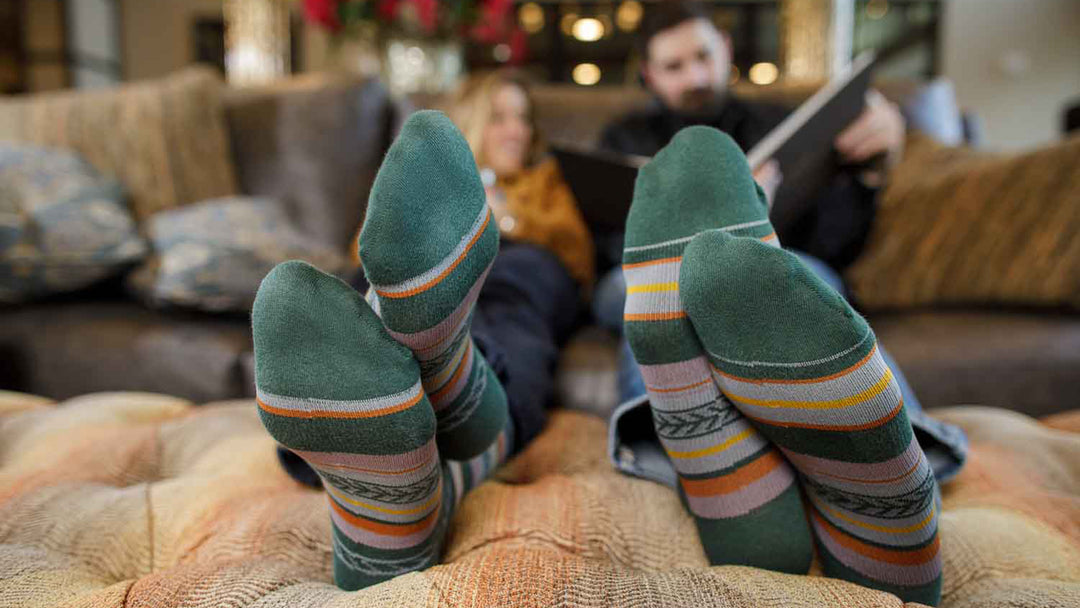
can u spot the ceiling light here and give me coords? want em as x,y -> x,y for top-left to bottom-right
572,17 -> 604,42
572,63 -> 601,86
616,1 -> 644,32
748,62 -> 779,85
518,2 -> 544,34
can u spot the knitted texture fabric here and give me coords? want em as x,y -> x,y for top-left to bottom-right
622,126 -> 811,572
252,260 -> 452,590
1,392 -> 1078,607
681,230 -> 943,605
360,111 -> 510,462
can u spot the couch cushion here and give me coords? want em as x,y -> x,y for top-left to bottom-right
224,73 -> 399,253
0,395 -> 1077,607
0,67 -> 239,222
127,196 -> 347,313
0,145 -> 146,303
870,310 -> 1080,417
848,134 -> 1080,310
0,301 -> 252,403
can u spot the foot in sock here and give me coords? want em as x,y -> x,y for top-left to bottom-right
623,126 -> 812,572
680,230 -> 942,606
253,260 -> 452,590
360,110 -> 511,462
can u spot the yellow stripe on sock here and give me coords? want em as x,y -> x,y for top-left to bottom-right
668,428 -> 753,459
627,282 -> 679,294
326,483 -> 441,516
813,495 -> 936,535
726,368 -> 894,410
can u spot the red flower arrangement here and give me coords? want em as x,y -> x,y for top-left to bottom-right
303,0 -> 524,59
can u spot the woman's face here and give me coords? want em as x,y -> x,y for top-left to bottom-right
481,83 -> 533,178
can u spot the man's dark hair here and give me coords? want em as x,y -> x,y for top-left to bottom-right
636,1 -> 712,60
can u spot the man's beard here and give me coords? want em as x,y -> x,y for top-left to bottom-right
674,86 -> 727,120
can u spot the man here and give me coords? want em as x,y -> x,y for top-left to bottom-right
600,0 -> 906,271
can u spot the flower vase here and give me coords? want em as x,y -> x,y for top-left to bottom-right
380,37 -> 464,97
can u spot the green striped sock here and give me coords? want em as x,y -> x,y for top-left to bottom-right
253,260 -> 452,591
680,230 -> 942,606
623,126 -> 812,572
359,110 -> 511,462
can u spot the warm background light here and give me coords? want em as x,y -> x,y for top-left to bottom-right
572,62 -> 601,85
571,17 -> 604,42
748,62 -> 779,85
518,2 -> 545,34
616,1 -> 644,32
560,13 -> 579,36
866,0 -> 890,20
493,43 -> 511,63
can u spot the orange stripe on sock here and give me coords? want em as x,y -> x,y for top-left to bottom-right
375,211 -> 491,299
625,311 -> 687,321
743,399 -> 904,432
712,345 -> 878,386
429,340 -> 471,404
330,494 -> 440,536
813,509 -> 940,566
257,391 -> 423,420
760,232 -> 777,241
647,378 -> 713,394
680,450 -> 784,497
622,256 -> 681,270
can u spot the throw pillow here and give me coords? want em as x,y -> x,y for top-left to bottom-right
0,67 -> 239,222
128,197 -> 348,312
0,145 -> 147,303
846,133 -> 1080,310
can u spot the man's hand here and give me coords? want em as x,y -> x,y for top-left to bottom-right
753,159 -> 782,210
835,89 -> 906,186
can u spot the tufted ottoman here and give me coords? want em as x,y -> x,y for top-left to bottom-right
1,391 -> 1078,607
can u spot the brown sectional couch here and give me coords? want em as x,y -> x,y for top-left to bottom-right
0,70 -> 401,403
1,71 -> 1077,416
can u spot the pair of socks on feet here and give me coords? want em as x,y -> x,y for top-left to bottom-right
253,111 -> 942,605
253,111 -> 512,591
623,127 -> 942,605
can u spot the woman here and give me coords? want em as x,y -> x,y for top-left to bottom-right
450,69 -> 594,289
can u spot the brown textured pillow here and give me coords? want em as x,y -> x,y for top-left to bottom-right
0,67 -> 238,223
846,133 -> 1080,310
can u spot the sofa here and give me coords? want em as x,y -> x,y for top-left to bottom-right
0,69 -> 401,404
1,70 -> 1077,418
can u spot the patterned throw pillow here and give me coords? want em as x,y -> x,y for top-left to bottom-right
0,145 -> 147,303
846,133 -> 1080,310
128,197 -> 348,312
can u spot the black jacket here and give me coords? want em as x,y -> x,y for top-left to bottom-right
599,96 -> 877,272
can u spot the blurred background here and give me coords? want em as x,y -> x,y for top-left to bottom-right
2,0 -> 1077,150
1,1 -> 1078,414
